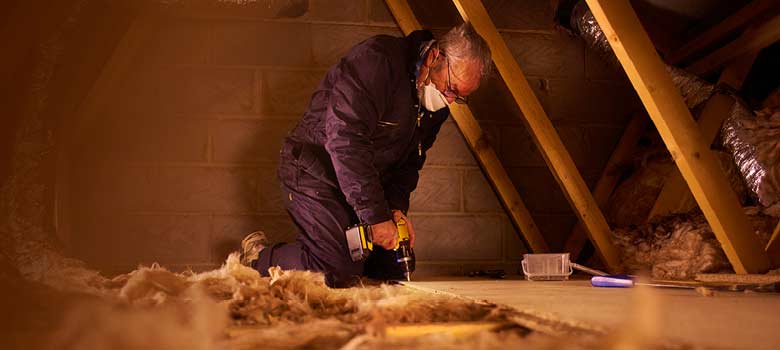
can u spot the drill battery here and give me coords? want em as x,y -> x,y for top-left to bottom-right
345,223 -> 374,262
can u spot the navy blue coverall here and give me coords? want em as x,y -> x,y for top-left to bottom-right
254,30 -> 450,287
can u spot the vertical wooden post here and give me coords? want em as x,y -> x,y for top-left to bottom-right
451,0 -> 622,272
384,0 -> 550,253
585,0 -> 770,274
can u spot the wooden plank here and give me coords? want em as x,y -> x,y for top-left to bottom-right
226,322 -> 505,339
406,278 -> 780,348
666,0 -> 780,64
687,15 -> 780,76
767,221 -> 780,267
564,112 -> 649,260
385,322 -> 503,338
451,0 -> 620,272
647,53 -> 758,221
384,0 -> 549,253
646,93 -> 735,219
584,0 -> 771,274
383,0 -> 422,35
718,51 -> 761,89
696,273 -> 780,285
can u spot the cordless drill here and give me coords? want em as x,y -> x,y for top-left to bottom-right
345,218 -> 415,281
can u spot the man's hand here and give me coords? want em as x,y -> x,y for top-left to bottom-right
392,210 -> 416,249
371,220 -> 398,249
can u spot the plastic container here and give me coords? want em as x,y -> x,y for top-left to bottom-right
521,253 -> 573,281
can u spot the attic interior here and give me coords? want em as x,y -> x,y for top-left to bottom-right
2,0 -> 780,349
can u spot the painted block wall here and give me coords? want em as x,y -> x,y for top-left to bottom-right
65,0 -> 640,275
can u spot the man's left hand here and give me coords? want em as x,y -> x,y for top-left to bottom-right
392,210 -> 416,249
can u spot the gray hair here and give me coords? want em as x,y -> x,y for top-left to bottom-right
438,22 -> 492,77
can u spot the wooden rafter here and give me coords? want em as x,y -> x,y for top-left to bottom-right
667,0 -> 780,64
768,222 -> 780,266
450,0 -> 621,271
585,0 -> 771,274
687,14 -> 780,76
384,0 -> 550,253
564,112 -> 649,261
647,53 -> 759,221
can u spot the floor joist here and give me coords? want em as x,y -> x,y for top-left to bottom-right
585,0 -> 771,274
451,0 -> 621,272
385,0 -> 550,254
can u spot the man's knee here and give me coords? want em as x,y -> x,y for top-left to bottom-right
316,259 -> 363,288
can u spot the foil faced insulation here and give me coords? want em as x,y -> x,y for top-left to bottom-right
722,103 -> 780,215
569,0 -> 714,109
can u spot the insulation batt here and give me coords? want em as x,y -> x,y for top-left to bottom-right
607,150 -> 748,227
722,103 -> 780,216
0,250 -> 701,350
612,207 -> 775,280
607,155 -> 675,227
41,253 -> 516,349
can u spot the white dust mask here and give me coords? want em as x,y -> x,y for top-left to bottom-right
419,82 -> 449,112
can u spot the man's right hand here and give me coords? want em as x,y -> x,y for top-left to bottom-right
371,219 -> 398,249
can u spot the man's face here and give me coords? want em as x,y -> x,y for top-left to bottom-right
418,48 -> 482,104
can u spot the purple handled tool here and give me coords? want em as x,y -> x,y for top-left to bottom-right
591,275 -> 696,289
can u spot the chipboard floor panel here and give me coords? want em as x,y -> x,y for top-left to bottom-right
404,277 -> 780,349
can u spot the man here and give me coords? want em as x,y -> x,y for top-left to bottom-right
240,23 -> 491,287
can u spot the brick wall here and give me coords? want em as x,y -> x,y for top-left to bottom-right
64,0 -> 640,276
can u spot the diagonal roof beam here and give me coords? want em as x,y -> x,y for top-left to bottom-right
563,112 -> 649,262
648,52 -> 759,221
585,0 -> 771,274
687,14 -> 780,76
384,0 -> 550,254
451,0 -> 621,272
666,0 -> 780,65
768,222 -> 780,266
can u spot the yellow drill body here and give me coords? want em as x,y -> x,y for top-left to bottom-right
345,218 -> 415,281
394,218 -> 413,281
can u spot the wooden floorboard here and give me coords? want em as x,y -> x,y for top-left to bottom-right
404,277 -> 780,349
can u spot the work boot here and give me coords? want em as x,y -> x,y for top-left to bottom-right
240,231 -> 268,267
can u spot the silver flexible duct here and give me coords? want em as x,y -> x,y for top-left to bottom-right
569,0 -> 714,109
